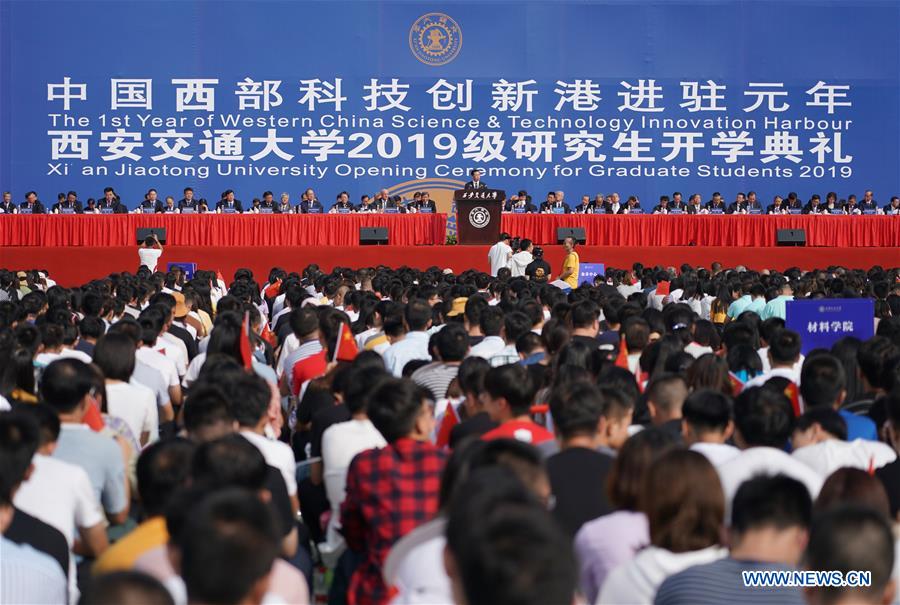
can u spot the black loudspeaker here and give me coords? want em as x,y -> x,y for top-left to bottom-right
776,229 -> 806,247
360,227 -> 389,245
136,227 -> 167,244
556,227 -> 586,245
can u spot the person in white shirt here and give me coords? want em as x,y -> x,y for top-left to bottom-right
94,333 -> 159,446
744,328 -> 802,390
467,306 -> 506,360
488,312 -> 531,368
383,300 -> 433,377
487,233 -> 513,277
716,387 -> 823,518
137,233 -> 163,273
509,239 -> 534,278
682,389 -> 741,466
142,305 -> 188,377
14,404 -> 108,600
598,450 -> 727,604
107,319 -> 179,420
791,408 -> 896,477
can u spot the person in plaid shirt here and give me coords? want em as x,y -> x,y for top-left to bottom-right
340,377 -> 446,605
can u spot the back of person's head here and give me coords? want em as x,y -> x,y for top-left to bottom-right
224,372 -> 271,429
136,438 -> 196,517
608,427 -> 679,511
457,356 -> 490,397
643,449 -> 723,552
479,306 -> 504,337
39,358 -> 94,414
93,332 -> 137,381
570,300 -> 599,331
686,353 -> 734,395
177,489 -> 279,605
645,373 -> 688,420
734,386 -> 794,449
182,385 -> 235,441
79,314 -> 106,340
858,336 -> 900,391
405,298 -> 432,332
769,329 -> 802,365
79,571 -> 174,605
731,475 -> 812,536
367,378 -> 429,442
800,354 -> 846,408
814,468 -> 891,518
804,505 -> 896,605
484,364 -> 536,417
682,389 -> 733,436
549,382 -> 602,441
503,311 -> 532,344
434,323 -> 469,362
342,365 -> 389,415
445,467 -> 575,605
191,434 -> 269,492
0,411 -> 39,506
794,408 -> 848,443
623,317 -> 650,351
288,306 -> 318,339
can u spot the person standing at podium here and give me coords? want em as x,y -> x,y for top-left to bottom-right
465,168 -> 486,190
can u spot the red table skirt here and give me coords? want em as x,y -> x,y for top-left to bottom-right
0,214 -> 448,247
500,215 -> 900,247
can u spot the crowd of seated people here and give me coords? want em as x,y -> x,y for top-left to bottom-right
3,186 -> 899,215
1,259 -> 899,605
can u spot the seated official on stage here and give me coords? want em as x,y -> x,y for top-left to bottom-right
706,192 -> 726,213
605,193 -> 624,214
622,195 -> 642,214
727,192 -> 747,214
572,195 -> 595,214
860,190 -> 879,213
407,191 -> 436,213
357,194 -> 378,213
652,195 -> 670,214
383,195 -> 406,213
668,192 -> 687,214
885,196 -> 900,215
178,187 -> 202,213
843,194 -> 861,215
275,192 -> 292,214
505,191 -> 537,213
299,188 -> 324,214
767,195 -> 788,215
0,191 -> 17,214
52,191 -> 83,214
134,188 -> 162,214
804,194 -> 824,214
823,192 -> 840,213
784,192 -> 804,213
252,191 -> 277,214
541,191 -> 570,214
685,193 -> 706,214
95,187 -> 126,213
159,196 -> 179,213
329,191 -> 355,213
216,190 -> 243,213
464,167 -> 486,190
19,191 -> 46,214
744,191 -> 764,214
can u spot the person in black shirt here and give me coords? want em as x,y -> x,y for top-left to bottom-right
843,194 -> 861,215
706,192 -> 726,213
525,247 -> 552,283
546,382 -> 614,536
884,196 -> 900,215
19,190 -> 46,214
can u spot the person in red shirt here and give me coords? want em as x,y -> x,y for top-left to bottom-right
480,364 -> 554,445
340,377 -> 446,605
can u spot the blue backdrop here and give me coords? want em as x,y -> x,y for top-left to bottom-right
1,0 -> 898,210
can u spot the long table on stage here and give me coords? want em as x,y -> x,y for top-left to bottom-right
500,214 -> 899,247
0,213 -> 448,247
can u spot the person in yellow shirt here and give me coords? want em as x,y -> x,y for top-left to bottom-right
560,237 -> 580,288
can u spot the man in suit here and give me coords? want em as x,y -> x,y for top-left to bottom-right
370,189 -> 392,212
464,168 -> 487,190
255,191 -> 277,213
178,187 -> 201,213
727,192 -> 747,214
274,193 -> 293,214
884,196 -> 900,215
19,191 -> 46,214
0,191 -> 17,214
622,196 -> 642,214
216,190 -> 243,213
803,195 -> 825,214
573,195 -> 595,214
843,194 -> 861,215
506,192 -> 537,213
604,193 -> 622,214
137,188 -> 163,213
766,196 -> 787,215
357,194 -> 377,213
383,195 -> 407,213
745,191 -> 764,214
330,191 -> 356,213
159,196 -> 179,213
685,193 -> 706,214
541,192 -> 570,214
706,192 -> 726,213
785,192 -> 804,213
298,188 -> 324,213
98,187 -> 126,213
860,190 -> 879,213
668,193 -> 687,213
652,195 -> 670,214
53,191 -> 83,214
415,191 -> 437,213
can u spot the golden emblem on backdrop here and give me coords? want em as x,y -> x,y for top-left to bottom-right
409,13 -> 462,66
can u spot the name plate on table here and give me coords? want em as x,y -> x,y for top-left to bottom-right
749,207 -> 762,215
336,207 -> 351,214
552,207 -> 565,214
100,208 -> 114,214
142,207 -> 155,213
709,209 -> 724,215
513,207 -> 526,214
669,208 -> 683,215
181,208 -> 195,214
418,207 -> 433,213
628,208 -> 642,214
307,207 -> 322,214
258,207 -> 273,214
789,209 -> 802,215
863,209 -> 877,215
20,208 -> 33,214
384,207 -> 399,214
222,207 -> 237,214
60,208 -> 75,214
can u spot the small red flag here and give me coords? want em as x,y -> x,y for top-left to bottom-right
240,311 -> 253,370
868,454 -> 876,476
435,403 -> 460,448
728,372 -> 745,397
332,321 -> 358,362
784,382 -> 802,417
264,278 -> 282,300
615,336 -> 630,370
655,281 -> 670,296
260,322 -> 277,348
83,399 -> 105,431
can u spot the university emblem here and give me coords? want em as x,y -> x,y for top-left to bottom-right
410,13 -> 462,66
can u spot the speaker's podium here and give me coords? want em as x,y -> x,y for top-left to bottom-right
455,188 -> 506,244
